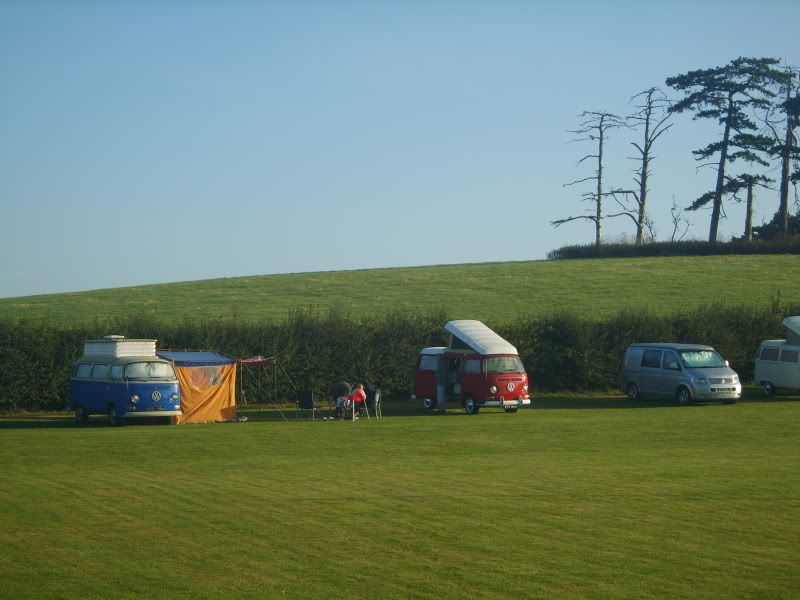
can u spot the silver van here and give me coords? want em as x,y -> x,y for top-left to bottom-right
622,343 -> 741,405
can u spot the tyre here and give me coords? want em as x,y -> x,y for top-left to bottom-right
762,381 -> 775,396
463,396 -> 479,415
626,382 -> 639,401
676,386 -> 692,406
504,406 -> 518,413
74,405 -> 88,425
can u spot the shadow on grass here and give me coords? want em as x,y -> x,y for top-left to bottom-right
2,389 -> 797,427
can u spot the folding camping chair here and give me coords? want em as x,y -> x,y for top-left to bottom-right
366,388 -> 382,419
296,390 -> 325,420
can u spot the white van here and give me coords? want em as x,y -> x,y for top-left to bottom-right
754,316 -> 800,395
622,343 -> 741,405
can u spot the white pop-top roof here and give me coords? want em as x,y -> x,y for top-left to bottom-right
784,316 -> 800,344
784,316 -> 800,336
444,320 -> 518,356
83,335 -> 157,358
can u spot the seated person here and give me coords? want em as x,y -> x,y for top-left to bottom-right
348,383 -> 367,417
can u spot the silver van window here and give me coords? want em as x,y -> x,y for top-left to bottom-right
663,351 -> 681,371
680,350 -> 726,368
641,350 -> 662,368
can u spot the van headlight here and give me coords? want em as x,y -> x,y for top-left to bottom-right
171,393 -> 179,401
691,377 -> 707,385
523,383 -> 529,392
130,394 -> 140,403
489,385 -> 498,394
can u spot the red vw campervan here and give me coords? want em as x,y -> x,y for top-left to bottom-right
413,320 -> 530,414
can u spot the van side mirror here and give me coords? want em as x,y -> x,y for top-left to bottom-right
725,360 -> 730,367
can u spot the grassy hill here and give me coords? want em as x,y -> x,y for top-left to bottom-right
1,255 -> 798,326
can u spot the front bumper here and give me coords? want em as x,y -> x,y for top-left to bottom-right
482,397 -> 531,407
692,383 -> 741,400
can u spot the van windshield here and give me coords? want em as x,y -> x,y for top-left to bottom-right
680,350 -> 726,369
484,356 -> 524,374
124,361 -> 176,380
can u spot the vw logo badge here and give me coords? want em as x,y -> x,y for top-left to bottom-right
152,391 -> 162,401
506,383 -> 515,392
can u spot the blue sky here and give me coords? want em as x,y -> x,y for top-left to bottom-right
1,1 -> 798,298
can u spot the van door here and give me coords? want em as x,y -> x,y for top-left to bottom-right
779,347 -> 800,388
659,350 -> 684,397
638,349 -> 663,395
459,357 -> 484,403
446,356 -> 462,397
108,364 -> 126,412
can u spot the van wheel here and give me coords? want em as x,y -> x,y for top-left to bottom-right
463,396 -> 479,415
74,406 -> 88,425
504,406 -> 518,413
626,382 -> 639,401
762,381 -> 775,396
676,386 -> 692,406
107,405 -> 122,426
422,397 -> 435,410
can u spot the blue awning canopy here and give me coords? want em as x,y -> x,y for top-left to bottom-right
156,351 -> 236,367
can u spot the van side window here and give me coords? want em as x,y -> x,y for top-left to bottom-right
463,359 -> 481,374
76,363 -> 92,378
641,350 -> 662,369
419,355 -> 439,371
110,365 -> 124,381
760,347 -> 780,361
780,349 -> 799,363
92,364 -> 110,380
663,351 -> 681,371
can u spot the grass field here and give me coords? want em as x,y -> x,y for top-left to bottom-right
2,391 -> 798,599
1,255 -> 798,325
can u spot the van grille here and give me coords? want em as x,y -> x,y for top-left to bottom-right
709,377 -> 734,384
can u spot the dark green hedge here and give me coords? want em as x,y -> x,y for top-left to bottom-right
0,301 -> 796,411
547,238 -> 800,260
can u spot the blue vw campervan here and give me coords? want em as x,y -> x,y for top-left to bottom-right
69,336 -> 181,425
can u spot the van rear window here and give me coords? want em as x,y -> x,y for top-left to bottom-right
780,349 -> 799,363
75,363 -> 92,378
641,350 -> 662,368
760,347 -> 780,361
419,355 -> 439,371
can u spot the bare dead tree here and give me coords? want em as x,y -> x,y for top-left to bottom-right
726,173 -> 773,240
607,88 -> 673,246
552,110 -> 625,246
669,198 -> 690,243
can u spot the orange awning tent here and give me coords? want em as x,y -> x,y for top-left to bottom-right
157,351 -> 237,423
